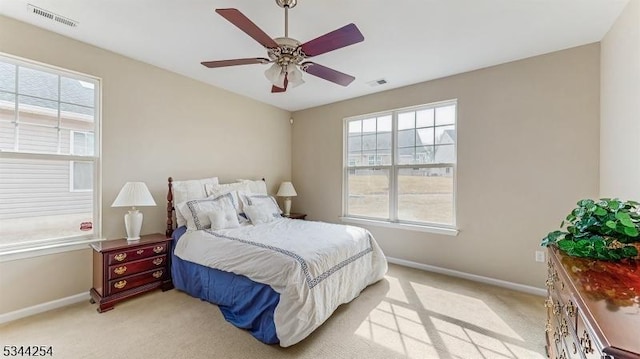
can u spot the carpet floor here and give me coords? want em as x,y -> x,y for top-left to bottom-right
0,264 -> 546,359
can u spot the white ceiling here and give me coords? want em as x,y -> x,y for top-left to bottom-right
0,0 -> 629,111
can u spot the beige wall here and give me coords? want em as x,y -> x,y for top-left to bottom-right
292,44 -> 600,288
600,0 -> 640,199
0,16 -> 291,314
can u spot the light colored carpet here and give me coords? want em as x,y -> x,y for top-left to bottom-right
0,264 -> 546,359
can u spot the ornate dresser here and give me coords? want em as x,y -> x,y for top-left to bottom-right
545,246 -> 640,359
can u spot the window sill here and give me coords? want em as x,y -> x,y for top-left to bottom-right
340,217 -> 459,236
0,238 -> 105,263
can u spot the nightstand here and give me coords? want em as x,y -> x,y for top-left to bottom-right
284,212 -> 307,220
89,233 -> 173,313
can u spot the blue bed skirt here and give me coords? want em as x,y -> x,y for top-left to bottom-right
171,226 -> 280,344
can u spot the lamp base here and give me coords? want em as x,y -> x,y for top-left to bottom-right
124,209 -> 143,241
283,198 -> 292,216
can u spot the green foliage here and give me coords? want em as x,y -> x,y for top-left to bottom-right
541,198 -> 640,261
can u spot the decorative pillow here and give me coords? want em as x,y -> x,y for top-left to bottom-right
236,179 -> 268,195
208,208 -> 241,230
178,192 -> 236,231
240,193 -> 282,217
204,182 -> 252,222
244,203 -> 279,225
173,177 -> 219,227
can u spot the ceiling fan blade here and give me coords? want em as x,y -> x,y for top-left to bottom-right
216,9 -> 279,49
271,77 -> 289,93
301,62 -> 355,86
201,58 -> 269,68
300,23 -> 364,57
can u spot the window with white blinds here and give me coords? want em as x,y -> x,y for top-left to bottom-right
0,53 -> 101,250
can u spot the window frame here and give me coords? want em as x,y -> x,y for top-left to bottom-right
342,100 -> 458,231
0,52 -> 102,252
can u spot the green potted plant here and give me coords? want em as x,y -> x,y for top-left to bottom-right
541,198 -> 640,261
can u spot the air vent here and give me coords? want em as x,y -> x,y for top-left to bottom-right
27,4 -> 78,28
367,78 -> 388,87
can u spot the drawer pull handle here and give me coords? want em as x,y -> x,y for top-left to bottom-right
114,280 -> 127,289
153,246 -> 164,253
152,270 -> 163,278
560,318 -> 568,337
581,330 -> 594,354
137,249 -> 144,255
553,301 -> 562,316
114,253 -> 127,262
114,266 -> 127,275
572,341 -> 577,354
545,278 -> 554,289
565,300 -> 576,318
153,258 -> 163,265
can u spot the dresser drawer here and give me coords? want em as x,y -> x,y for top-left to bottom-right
107,268 -> 167,296
108,255 -> 167,280
107,242 -> 168,265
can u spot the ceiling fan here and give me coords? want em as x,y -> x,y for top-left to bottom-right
201,0 -> 364,93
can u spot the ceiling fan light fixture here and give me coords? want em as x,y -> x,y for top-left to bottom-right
287,66 -> 304,87
264,63 -> 283,84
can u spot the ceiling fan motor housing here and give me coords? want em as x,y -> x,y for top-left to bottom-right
269,37 -> 305,68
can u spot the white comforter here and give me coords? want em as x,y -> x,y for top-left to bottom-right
174,218 -> 387,346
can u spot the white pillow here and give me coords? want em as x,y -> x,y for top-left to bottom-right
240,193 -> 282,217
204,182 -> 252,222
236,179 -> 268,195
244,203 -> 279,225
173,177 -> 219,227
178,192 -> 236,231
208,208 -> 241,230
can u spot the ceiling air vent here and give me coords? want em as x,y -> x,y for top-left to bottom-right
367,78 -> 388,87
27,4 -> 78,28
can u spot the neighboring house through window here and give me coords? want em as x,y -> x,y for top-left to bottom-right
343,100 -> 457,228
0,53 -> 101,250
70,131 -> 94,192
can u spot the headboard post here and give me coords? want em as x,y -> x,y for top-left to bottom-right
166,177 -> 174,238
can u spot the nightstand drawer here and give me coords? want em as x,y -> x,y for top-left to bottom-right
108,255 -> 167,280
107,243 -> 168,265
107,268 -> 167,295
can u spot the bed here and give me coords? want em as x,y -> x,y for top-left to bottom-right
166,177 -> 387,347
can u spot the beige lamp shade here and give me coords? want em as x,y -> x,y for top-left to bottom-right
276,182 -> 297,197
111,182 -> 156,207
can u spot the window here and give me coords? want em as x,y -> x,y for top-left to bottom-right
344,100 -> 456,228
0,53 -> 101,250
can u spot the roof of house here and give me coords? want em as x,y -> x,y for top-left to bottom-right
0,61 -> 95,116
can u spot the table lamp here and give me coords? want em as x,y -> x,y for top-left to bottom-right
111,182 -> 156,241
276,181 -> 297,216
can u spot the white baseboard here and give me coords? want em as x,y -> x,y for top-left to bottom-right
386,256 -> 547,297
0,292 -> 89,325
